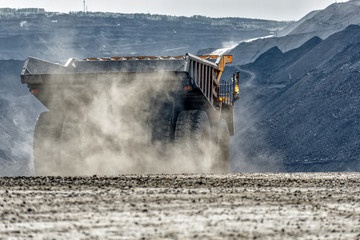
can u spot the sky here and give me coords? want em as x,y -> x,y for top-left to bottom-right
0,0 -> 350,21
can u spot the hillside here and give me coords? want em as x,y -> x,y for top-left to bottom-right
0,60 -> 45,176
214,0 -> 360,65
0,9 -> 289,62
283,0 -> 360,38
277,10 -> 320,37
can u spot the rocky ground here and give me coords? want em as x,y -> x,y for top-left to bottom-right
1,173 -> 359,239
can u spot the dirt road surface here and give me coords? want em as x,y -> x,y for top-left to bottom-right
1,173 -> 360,239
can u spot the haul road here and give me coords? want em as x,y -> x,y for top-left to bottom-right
1,173 -> 360,239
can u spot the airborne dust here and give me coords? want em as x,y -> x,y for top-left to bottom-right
38,71 -> 216,176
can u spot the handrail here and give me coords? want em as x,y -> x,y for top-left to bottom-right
85,54 -> 233,64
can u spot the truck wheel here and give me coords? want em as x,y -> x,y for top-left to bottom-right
216,119 -> 231,173
151,110 -> 172,150
33,111 -> 63,176
60,113 -> 84,176
175,110 -> 212,172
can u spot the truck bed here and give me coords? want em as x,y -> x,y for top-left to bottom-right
21,53 -> 234,108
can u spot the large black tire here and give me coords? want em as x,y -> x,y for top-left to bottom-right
33,111 -> 63,176
60,111 -> 120,176
60,113 -> 83,176
151,109 -> 172,150
60,112 -> 103,176
174,110 -> 213,172
216,119 -> 231,173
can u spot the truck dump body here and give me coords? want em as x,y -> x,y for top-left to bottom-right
21,53 -> 234,109
21,53 -> 239,176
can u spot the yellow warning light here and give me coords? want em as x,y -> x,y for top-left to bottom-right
235,85 -> 240,94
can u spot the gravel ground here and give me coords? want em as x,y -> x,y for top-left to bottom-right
1,173 -> 360,239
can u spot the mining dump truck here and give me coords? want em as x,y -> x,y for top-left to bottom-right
21,53 -> 239,175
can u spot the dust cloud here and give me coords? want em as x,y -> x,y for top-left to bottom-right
37,70 -> 216,176
230,71 -> 285,173
0,91 -> 45,177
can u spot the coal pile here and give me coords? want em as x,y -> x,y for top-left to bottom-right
231,25 -> 360,172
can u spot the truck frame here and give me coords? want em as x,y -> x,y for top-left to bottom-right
21,53 -> 239,175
